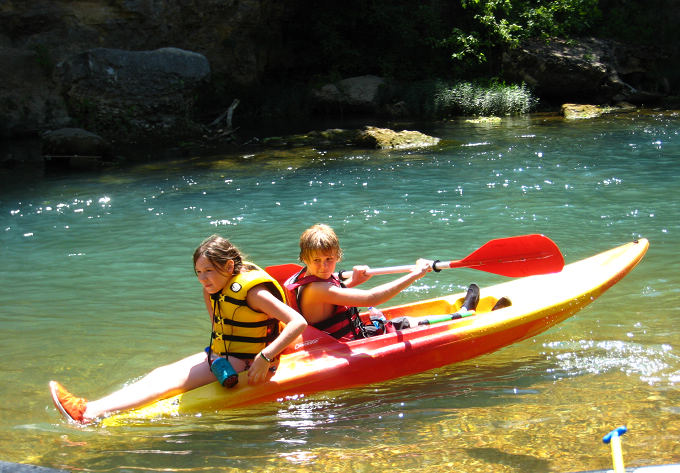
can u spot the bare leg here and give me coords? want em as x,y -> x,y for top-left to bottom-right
84,351 -> 214,420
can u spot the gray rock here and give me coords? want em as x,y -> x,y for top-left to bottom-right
41,128 -> 110,157
503,37 -> 668,104
41,128 -> 112,170
56,47 -> 210,95
312,75 -> 386,112
54,47 -> 210,141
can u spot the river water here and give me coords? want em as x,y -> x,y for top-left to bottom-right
1,111 -> 678,472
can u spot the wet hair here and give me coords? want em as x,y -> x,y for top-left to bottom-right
299,224 -> 343,263
193,234 -> 245,275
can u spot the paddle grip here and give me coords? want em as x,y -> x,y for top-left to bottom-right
602,426 -> 627,444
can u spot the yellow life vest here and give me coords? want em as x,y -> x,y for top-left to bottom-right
209,264 -> 284,359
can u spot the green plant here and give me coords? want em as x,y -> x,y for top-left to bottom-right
434,81 -> 537,116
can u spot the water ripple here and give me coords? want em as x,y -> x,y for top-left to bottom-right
542,339 -> 678,384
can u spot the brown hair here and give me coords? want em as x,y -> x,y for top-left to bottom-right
299,224 -> 343,263
193,234 -> 245,275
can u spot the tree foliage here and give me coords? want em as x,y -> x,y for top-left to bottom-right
436,0 -> 601,73
274,0 -> 673,85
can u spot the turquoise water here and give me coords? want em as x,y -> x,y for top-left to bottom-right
1,111 -> 679,472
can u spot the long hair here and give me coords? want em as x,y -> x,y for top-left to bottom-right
193,234 -> 245,275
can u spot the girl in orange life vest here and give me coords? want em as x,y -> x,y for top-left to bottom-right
284,224 -> 432,341
49,234 -> 307,424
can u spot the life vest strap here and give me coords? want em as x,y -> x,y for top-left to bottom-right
211,332 -> 275,344
312,306 -> 365,339
213,316 -> 277,328
212,294 -> 248,306
214,351 -> 258,360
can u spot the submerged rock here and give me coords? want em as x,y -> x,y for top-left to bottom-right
259,126 -> 440,151
357,126 -> 440,150
561,103 -> 614,119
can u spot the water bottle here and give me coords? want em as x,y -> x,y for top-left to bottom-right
369,306 -> 387,328
210,357 -> 238,388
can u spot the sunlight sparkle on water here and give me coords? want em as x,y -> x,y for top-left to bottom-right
1,113 -> 678,472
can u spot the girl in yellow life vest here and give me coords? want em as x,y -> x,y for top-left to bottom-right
49,234 -> 307,424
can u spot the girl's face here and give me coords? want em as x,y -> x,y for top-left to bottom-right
303,250 -> 339,279
195,255 -> 233,293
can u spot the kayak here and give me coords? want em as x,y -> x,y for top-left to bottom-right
102,238 -> 648,426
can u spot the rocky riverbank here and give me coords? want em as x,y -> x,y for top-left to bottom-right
1,2 -> 678,171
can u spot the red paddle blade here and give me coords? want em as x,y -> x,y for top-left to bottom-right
265,263 -> 303,286
449,234 -> 564,277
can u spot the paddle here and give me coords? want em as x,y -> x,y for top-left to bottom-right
266,234 -> 564,285
603,426 -> 628,473
337,234 -> 563,278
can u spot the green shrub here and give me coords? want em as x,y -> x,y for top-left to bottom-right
434,81 -> 537,116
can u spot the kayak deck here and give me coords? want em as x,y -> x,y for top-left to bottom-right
102,238 -> 648,426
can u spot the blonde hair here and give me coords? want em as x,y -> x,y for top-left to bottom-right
299,224 -> 343,263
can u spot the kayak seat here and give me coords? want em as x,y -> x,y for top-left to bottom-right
491,297 -> 512,311
474,296 -> 512,312
469,296 -> 493,313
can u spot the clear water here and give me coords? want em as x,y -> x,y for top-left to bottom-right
1,111 -> 679,472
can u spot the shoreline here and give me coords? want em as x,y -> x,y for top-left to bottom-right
2,106 -> 678,176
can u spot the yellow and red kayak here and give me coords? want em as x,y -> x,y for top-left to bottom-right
102,238 -> 648,426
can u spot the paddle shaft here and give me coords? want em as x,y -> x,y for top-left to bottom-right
337,234 -> 563,279
610,434 -> 625,473
341,261 -> 447,277
338,260 -> 484,277
603,426 -> 628,473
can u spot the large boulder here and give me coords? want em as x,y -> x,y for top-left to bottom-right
0,1 -> 284,140
0,1 -> 280,86
503,37 -> 669,105
55,47 -> 210,142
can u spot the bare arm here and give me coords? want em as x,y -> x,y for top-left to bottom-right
246,284 -> 308,384
309,259 -> 432,308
